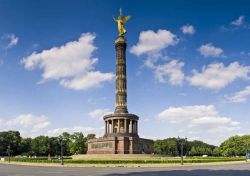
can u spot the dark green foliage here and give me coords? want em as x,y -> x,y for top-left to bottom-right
31,136 -> 50,156
0,130 -> 249,157
154,138 -> 216,156
220,135 -> 250,156
154,138 -> 217,156
0,131 -> 21,156
0,131 -> 93,157
86,134 -> 96,141
154,136 -> 250,157
19,138 -> 32,155
188,140 -> 216,156
7,157 -> 245,164
154,138 -> 178,156
69,132 -> 87,154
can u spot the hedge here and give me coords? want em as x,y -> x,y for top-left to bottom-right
5,157 -> 245,164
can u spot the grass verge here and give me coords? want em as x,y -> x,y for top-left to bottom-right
4,157 -> 246,164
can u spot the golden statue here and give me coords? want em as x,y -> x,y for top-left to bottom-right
113,8 -> 131,36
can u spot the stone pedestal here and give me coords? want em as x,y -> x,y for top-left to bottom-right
87,136 -> 153,154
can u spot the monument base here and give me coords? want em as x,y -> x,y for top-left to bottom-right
87,136 -> 154,154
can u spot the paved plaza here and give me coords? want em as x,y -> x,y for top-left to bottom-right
0,163 -> 250,176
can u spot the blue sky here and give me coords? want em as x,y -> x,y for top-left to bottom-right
0,0 -> 250,145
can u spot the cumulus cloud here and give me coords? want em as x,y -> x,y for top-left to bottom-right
21,33 -> 114,90
2,114 -> 51,132
154,60 -> 184,85
187,62 -> 250,90
198,43 -> 223,58
158,105 -> 240,134
231,16 -> 245,26
226,86 -> 250,103
130,29 -> 184,85
1,33 -> 18,49
88,108 -> 112,120
130,29 -> 178,56
181,25 -> 195,35
60,71 -> 114,91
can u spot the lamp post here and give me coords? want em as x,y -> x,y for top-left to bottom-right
7,145 -> 10,163
57,136 -> 65,165
60,139 -> 64,165
177,137 -> 187,165
246,143 -> 249,162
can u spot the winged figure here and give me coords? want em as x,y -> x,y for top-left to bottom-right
113,8 -> 131,36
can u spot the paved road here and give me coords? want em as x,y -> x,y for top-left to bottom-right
0,163 -> 250,176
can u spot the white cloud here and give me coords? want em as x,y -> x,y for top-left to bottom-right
60,71 -> 114,91
181,25 -> 195,35
130,29 -> 183,86
21,33 -> 114,90
231,16 -> 245,26
130,29 -> 178,56
187,62 -> 250,90
198,43 -> 223,58
154,60 -> 185,85
1,33 -> 19,49
240,51 -> 250,56
3,114 -> 51,132
88,108 -> 112,120
158,105 -> 240,134
226,86 -> 250,103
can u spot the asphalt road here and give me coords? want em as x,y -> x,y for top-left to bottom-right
0,163 -> 250,176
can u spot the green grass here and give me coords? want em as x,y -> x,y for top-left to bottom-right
5,157 -> 245,164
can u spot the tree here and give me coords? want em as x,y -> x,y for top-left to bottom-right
212,147 -> 221,156
187,140 -> 215,156
19,138 -> 32,156
154,138 -> 178,156
0,131 -> 21,156
154,138 -> 216,156
69,132 -> 87,154
220,135 -> 250,156
49,137 -> 60,156
58,132 -> 72,156
86,134 -> 96,141
31,136 -> 50,156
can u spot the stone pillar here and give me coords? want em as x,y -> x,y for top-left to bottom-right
135,121 -> 138,133
115,37 -> 128,114
107,121 -> 109,134
124,119 -> 127,133
118,119 -> 120,133
112,119 -> 114,133
105,121 -> 107,134
132,120 -> 135,133
129,120 -> 132,133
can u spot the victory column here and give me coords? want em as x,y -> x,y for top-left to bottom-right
87,9 -> 153,154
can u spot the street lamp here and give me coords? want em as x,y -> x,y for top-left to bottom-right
7,145 -> 10,163
246,143 -> 249,162
177,137 -> 187,165
58,137 -> 64,165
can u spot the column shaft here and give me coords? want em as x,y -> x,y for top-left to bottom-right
111,119 -> 114,133
118,119 -> 120,133
132,120 -> 135,133
115,38 -> 128,113
104,121 -> 107,134
124,119 -> 127,133
136,121 -> 138,133
107,121 -> 109,134
129,120 -> 133,133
